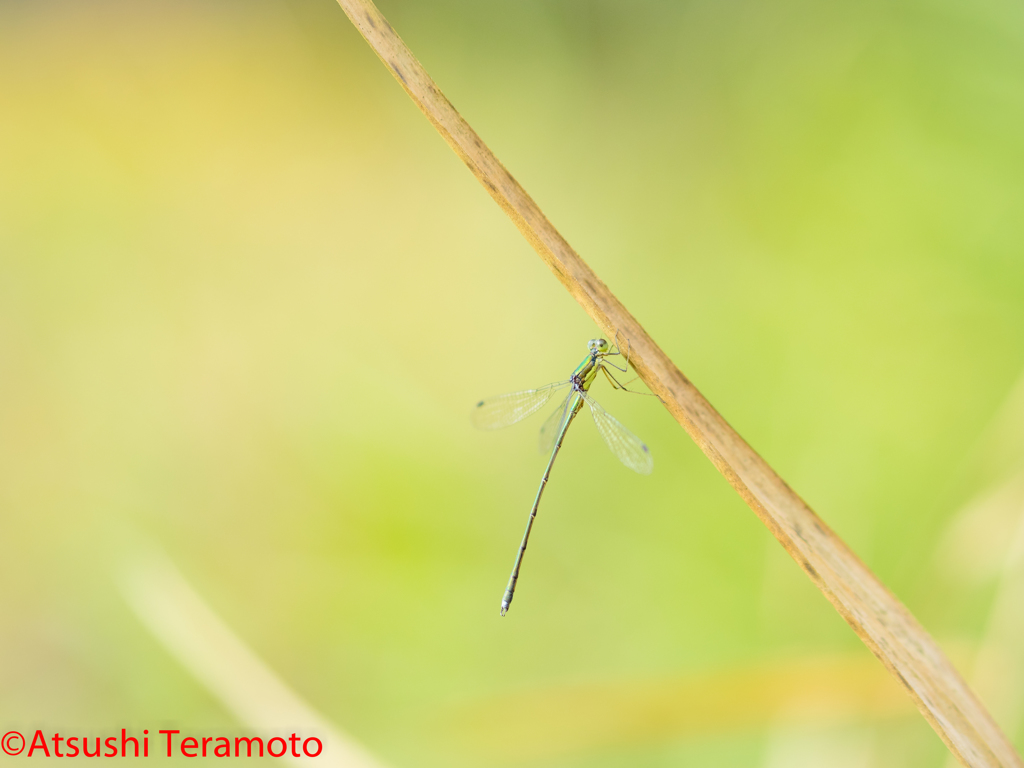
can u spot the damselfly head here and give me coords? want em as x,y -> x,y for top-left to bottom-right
588,338 -> 609,355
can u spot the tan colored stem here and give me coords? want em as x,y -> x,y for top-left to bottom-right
333,2 -> 1023,765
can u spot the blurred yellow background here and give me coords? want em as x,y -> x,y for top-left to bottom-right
1,0 -> 1023,766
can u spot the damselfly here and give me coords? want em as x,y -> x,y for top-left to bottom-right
472,338 -> 653,615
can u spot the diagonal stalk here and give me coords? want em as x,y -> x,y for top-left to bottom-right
332,2 -> 1023,765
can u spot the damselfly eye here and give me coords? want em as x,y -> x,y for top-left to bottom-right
588,338 -> 608,353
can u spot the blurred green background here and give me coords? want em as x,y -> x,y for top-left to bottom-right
2,0 -> 1024,765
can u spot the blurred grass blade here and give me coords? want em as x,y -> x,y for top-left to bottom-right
939,370 -> 1024,767
332,1 -> 1024,766
441,654 -> 913,761
121,553 -> 384,768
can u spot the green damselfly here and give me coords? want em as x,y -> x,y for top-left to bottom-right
472,338 -> 653,615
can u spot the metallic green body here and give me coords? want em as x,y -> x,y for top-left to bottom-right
500,352 -> 600,615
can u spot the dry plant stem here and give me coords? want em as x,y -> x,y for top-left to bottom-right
333,2 -> 1024,766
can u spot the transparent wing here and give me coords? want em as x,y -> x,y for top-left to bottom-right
582,391 -> 653,475
471,381 -> 571,430
538,392 -> 575,454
